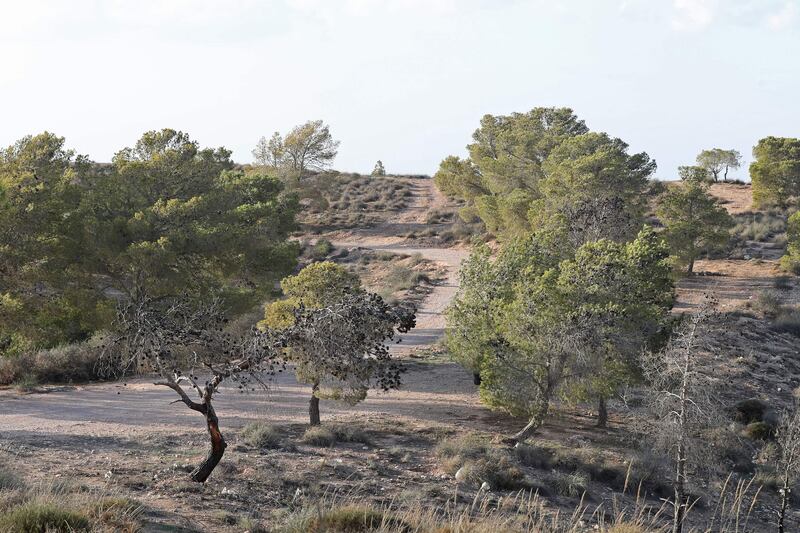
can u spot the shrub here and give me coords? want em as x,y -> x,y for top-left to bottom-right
311,239 -> 335,260
734,398 -> 770,424
754,291 -> 783,318
0,502 -> 91,532
774,308 -> 800,336
436,435 -> 527,490
301,426 -> 338,447
331,424 -> 372,446
241,423 -> 283,449
774,276 -> 793,291
552,470 -> 590,498
744,421 -> 775,441
13,374 -> 38,393
0,334 -> 111,386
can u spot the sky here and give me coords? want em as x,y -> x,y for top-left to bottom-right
0,0 -> 798,179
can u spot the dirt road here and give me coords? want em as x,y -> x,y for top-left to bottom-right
2,177 -> 479,440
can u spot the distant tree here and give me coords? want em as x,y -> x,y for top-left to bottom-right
103,296 -> 282,483
252,132 -> 285,168
371,160 -> 386,176
780,211 -> 800,274
283,292 -> 415,425
750,137 -> 800,208
656,181 -> 733,274
678,165 -> 712,183
772,404 -> 800,533
696,148 -> 742,182
642,301 -> 723,533
282,120 -> 340,178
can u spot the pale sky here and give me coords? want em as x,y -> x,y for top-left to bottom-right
1,0 -> 798,179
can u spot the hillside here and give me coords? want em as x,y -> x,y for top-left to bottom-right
1,178 -> 799,531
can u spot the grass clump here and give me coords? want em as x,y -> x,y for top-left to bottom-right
284,504 -> 409,533
435,434 -> 526,490
241,422 -> 283,449
301,426 -> 338,447
754,290 -> 783,318
0,502 -> 91,532
0,465 -> 23,491
300,424 -> 372,447
552,470 -> 590,498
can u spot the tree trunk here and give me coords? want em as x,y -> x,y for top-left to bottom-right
597,397 -> 608,428
503,398 -> 549,445
190,400 -> 226,483
687,257 -> 695,275
779,475 -> 790,533
473,373 -> 481,386
309,382 -> 321,426
672,451 -> 686,533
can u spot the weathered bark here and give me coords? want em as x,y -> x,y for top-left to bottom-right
672,443 -> 686,533
472,373 -> 481,386
779,474 -> 790,533
156,375 -> 228,483
687,257 -> 695,275
597,397 -> 608,428
503,397 -> 550,445
191,400 -> 227,483
309,381 -> 321,426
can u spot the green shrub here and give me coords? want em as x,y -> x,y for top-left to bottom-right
0,502 -> 91,532
241,423 -> 283,449
311,239 -> 334,260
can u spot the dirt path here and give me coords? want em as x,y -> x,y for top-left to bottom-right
3,177 -> 477,440
328,177 -> 468,349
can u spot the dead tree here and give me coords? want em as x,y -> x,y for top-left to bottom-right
101,296 -> 282,482
283,292 -> 415,426
774,405 -> 800,533
642,299 -> 723,533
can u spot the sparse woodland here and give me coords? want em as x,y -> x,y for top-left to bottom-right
2,112 -> 800,532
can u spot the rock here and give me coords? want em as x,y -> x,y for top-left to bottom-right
480,481 -> 490,491
454,467 -> 466,482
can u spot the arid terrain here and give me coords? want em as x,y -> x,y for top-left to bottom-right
2,177 -> 798,531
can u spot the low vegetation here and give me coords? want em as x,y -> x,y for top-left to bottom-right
295,172 -> 413,229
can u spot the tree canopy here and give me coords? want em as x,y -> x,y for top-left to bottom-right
750,137 -> 800,207
696,148 -> 741,182
448,228 -> 673,441
433,107 -> 655,241
0,129 -> 300,354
